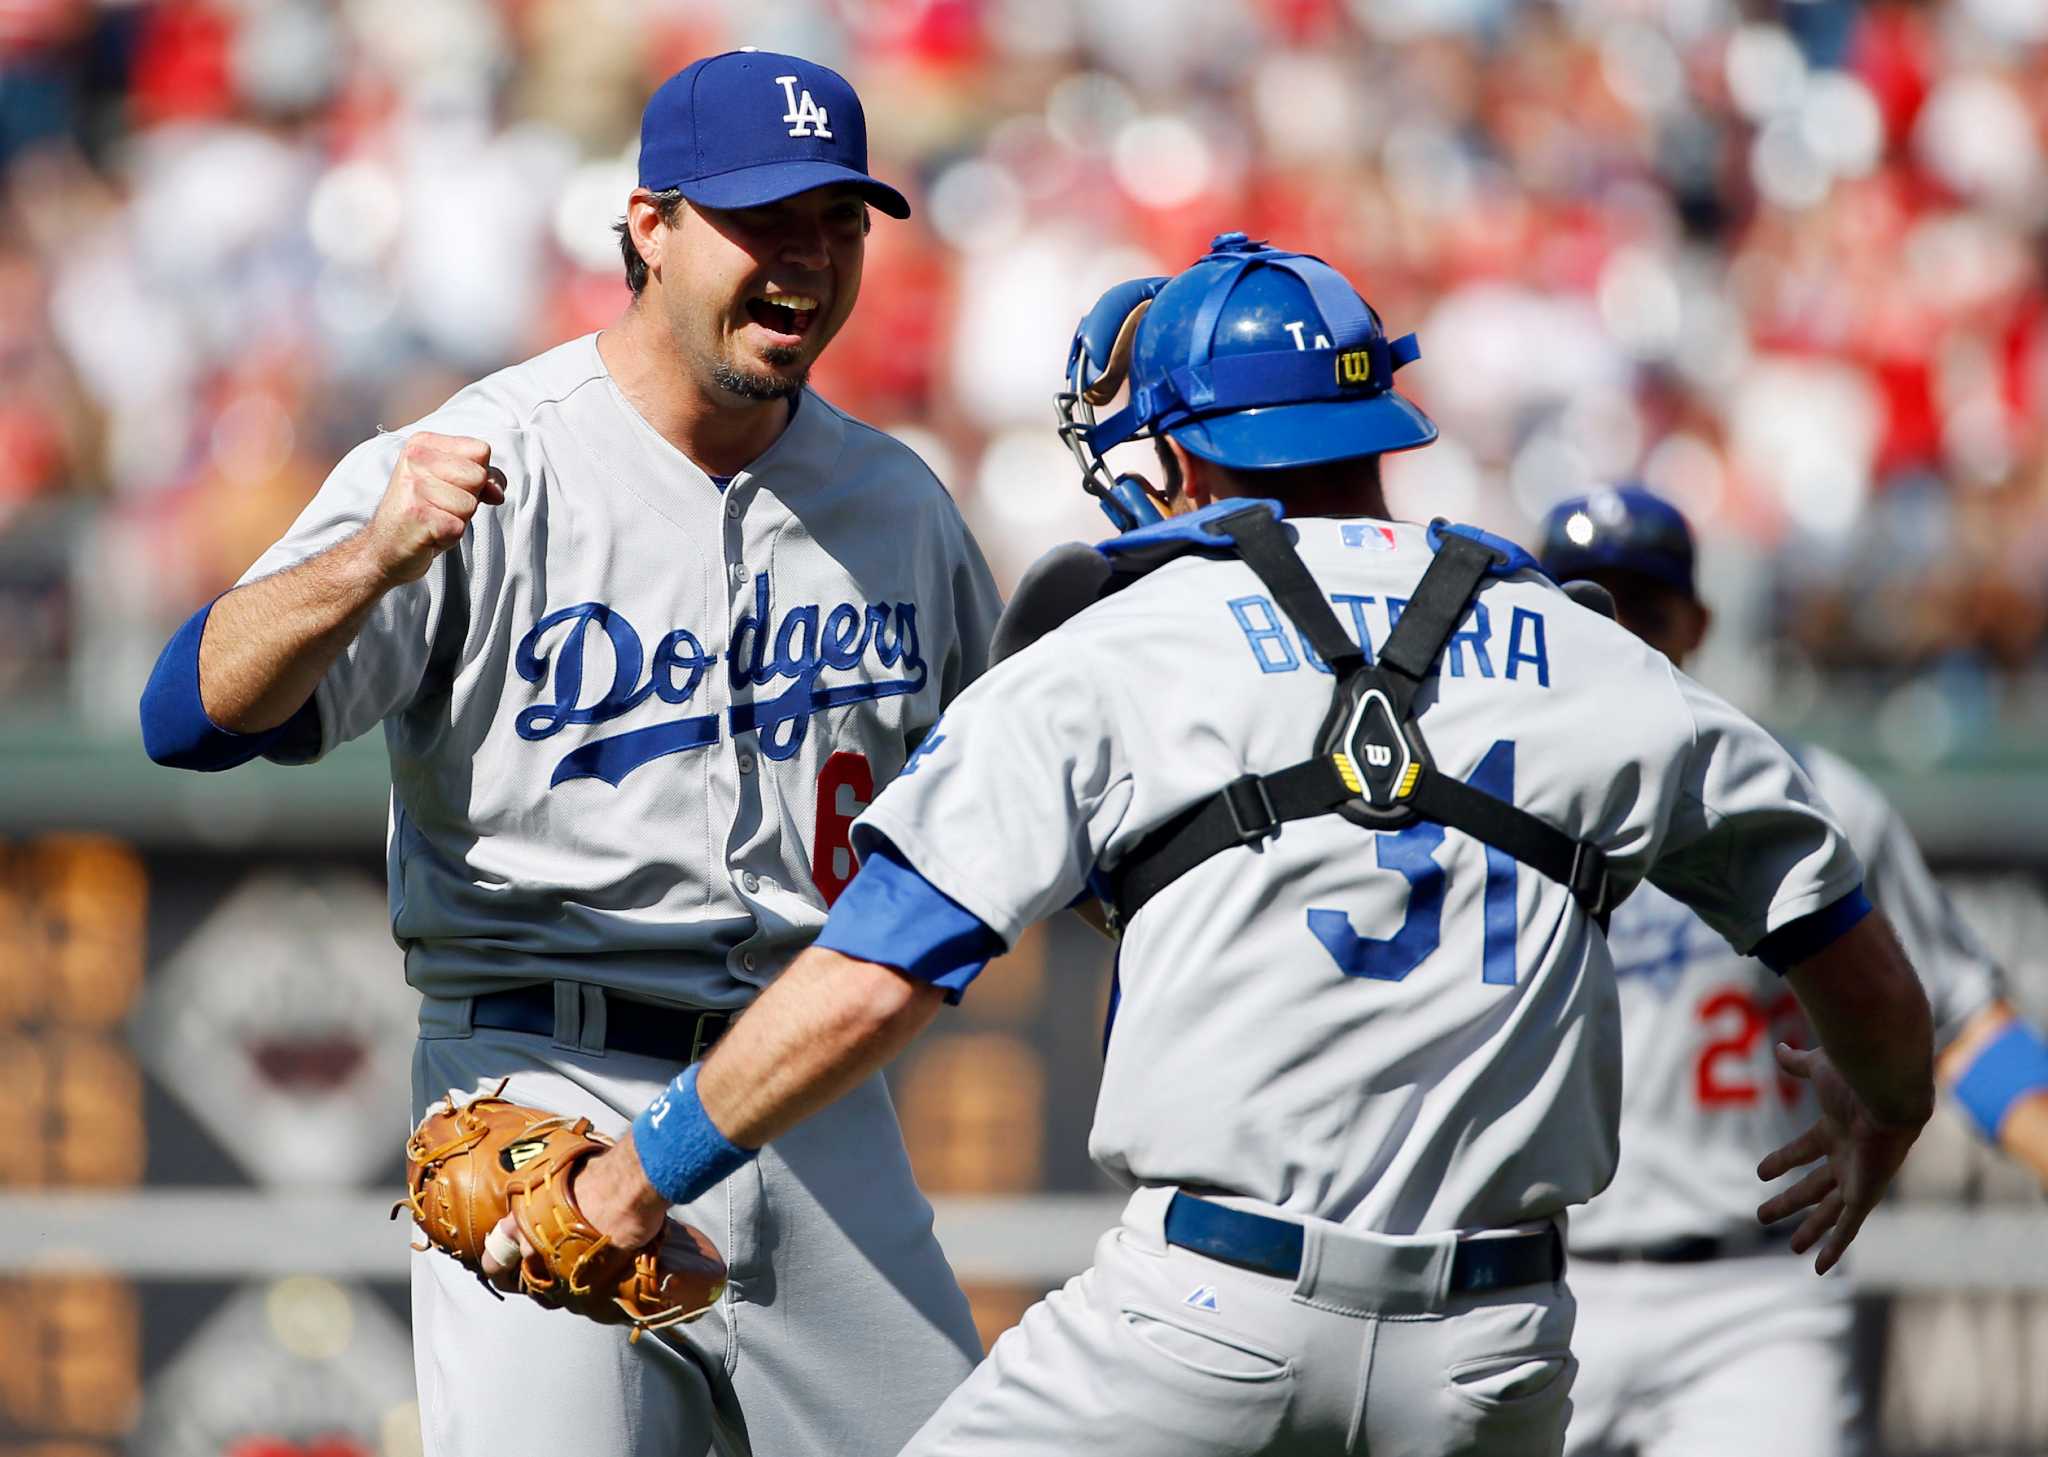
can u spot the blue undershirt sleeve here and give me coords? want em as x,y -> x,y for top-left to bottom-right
815,837 -> 1007,1003
1753,885 -> 1873,975
140,599 -> 310,771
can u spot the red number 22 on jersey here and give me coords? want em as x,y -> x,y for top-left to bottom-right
1696,986 -> 1810,1107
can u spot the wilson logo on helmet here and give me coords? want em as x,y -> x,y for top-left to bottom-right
1337,349 -> 1375,387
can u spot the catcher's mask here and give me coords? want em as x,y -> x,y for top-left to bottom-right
1056,232 -> 1438,533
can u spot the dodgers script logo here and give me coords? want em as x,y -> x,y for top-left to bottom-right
516,573 -> 924,788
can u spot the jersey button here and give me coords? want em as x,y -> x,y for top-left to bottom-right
741,872 -> 761,893
736,752 -> 755,774
729,562 -> 747,588
725,498 -> 740,519
742,952 -> 758,972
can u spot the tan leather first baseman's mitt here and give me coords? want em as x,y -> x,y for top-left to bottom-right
394,1083 -> 726,1339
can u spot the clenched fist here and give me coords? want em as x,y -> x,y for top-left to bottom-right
364,432 -> 506,587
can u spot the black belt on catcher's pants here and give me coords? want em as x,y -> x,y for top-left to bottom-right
470,985 -> 734,1064
1571,1225 -> 1796,1264
1162,1193 -> 1565,1295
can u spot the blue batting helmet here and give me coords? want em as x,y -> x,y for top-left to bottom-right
1057,233 -> 1436,530
1537,485 -> 1698,599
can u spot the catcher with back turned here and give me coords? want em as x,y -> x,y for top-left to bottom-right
531,234 -> 1939,1457
140,50 -> 997,1457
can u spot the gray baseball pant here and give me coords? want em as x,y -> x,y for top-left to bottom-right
900,1185 -> 1577,1457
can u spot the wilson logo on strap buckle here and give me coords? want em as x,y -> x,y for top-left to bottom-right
1337,687 -> 1413,809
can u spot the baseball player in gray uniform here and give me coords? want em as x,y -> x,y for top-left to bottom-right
1535,486 -> 2048,1457
140,50 -> 997,1457
543,235 -> 1938,1457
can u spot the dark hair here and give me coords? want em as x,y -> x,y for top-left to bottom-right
617,189 -> 686,296
1153,438 -> 1385,507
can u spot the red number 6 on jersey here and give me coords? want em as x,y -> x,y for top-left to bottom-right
813,752 -> 875,906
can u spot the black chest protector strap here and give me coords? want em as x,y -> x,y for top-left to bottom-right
1108,508 -> 1616,930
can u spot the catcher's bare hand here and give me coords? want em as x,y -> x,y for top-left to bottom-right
363,432 -> 505,588
482,1134 -> 669,1288
1757,1042 -> 1924,1275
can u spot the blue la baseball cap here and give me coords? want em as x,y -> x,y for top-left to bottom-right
1538,485 -> 1698,598
638,50 -> 911,220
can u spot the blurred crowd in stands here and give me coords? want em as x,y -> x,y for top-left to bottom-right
1,0 -> 2045,736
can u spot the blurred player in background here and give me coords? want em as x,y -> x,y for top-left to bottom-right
139,50 -> 997,1457
1539,485 -> 2048,1457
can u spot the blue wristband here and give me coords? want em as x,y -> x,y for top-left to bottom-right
631,1063 -> 756,1205
1953,1020 -> 2048,1142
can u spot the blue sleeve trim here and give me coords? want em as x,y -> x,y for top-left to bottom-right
1754,886 -> 1874,974
140,600 -> 292,771
631,1063 -> 756,1206
815,837 -> 1006,1004
1954,1020 -> 2048,1142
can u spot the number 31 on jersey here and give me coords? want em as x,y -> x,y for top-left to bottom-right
1307,739 -> 1519,985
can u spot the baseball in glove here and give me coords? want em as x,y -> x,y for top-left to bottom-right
394,1082 -> 726,1340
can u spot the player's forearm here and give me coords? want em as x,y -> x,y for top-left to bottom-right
1786,911 -> 1935,1130
199,534 -> 393,732
697,948 -> 944,1148
614,950 -> 943,1214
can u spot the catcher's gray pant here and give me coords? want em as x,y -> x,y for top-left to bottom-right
1562,1250 -> 1857,1457
901,1185 -> 1577,1457
409,996 -> 982,1457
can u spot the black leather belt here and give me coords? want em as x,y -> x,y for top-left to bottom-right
1573,1226 -> 1792,1264
1163,1193 -> 1564,1294
471,985 -> 734,1064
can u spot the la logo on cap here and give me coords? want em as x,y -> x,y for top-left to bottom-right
776,75 -> 832,139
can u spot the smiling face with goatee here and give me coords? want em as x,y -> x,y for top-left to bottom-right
648,186 -> 870,405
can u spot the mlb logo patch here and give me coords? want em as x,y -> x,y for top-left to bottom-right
1342,523 -> 1397,552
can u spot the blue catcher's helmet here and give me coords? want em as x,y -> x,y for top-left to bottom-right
1537,485 -> 1698,600
1057,233 -> 1437,531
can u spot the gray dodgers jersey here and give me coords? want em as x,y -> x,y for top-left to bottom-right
239,334 -> 1000,1006
855,516 -> 1862,1237
1572,744 -> 2001,1250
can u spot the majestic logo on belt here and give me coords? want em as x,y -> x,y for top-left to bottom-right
776,75 -> 832,138
516,573 -> 925,788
